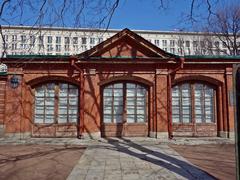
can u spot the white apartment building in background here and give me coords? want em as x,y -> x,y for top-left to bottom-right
0,25 -> 235,57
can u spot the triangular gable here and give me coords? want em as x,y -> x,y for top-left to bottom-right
75,28 -> 176,60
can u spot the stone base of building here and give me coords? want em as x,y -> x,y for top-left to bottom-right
229,131 -> 235,140
149,131 -> 169,139
219,131 -> 235,139
5,132 -> 31,139
81,132 -> 101,139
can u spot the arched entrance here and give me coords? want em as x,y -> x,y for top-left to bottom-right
101,81 -> 149,137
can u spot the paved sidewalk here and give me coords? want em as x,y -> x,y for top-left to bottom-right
67,138 -> 215,180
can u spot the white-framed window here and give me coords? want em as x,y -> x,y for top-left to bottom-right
73,37 -> 78,44
65,37 -> 70,44
34,82 -> 79,124
56,36 -> 61,44
81,37 -> 87,44
170,40 -> 175,47
170,48 -> 175,54
56,45 -> 61,52
47,36 -> 52,44
162,40 -> 167,46
90,38 -> 95,44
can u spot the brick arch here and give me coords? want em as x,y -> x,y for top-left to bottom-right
27,75 -> 80,88
99,75 -> 153,88
172,75 -> 223,87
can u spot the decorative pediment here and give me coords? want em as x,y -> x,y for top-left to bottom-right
75,28 -> 176,60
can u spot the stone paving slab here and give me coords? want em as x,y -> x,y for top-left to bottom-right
67,138 -> 215,180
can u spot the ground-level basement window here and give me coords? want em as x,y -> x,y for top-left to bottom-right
34,82 -> 79,124
103,82 -> 147,123
172,83 -> 215,123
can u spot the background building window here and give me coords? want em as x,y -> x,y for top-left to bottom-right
172,83 -> 215,123
47,36 -> 52,44
56,36 -> 61,44
170,40 -> 175,47
35,82 -> 79,124
81,37 -> 87,44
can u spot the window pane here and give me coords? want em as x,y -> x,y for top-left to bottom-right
35,115 -> 44,123
127,83 -> 135,89
104,106 -> 112,114
104,88 -> 112,96
182,114 -> 190,123
45,115 -> 54,123
172,86 -> 179,97
59,106 -> 68,114
45,97 -> 54,105
58,114 -> 67,123
195,106 -> 202,114
36,97 -> 44,106
137,88 -> 146,97
45,108 -> 54,115
205,115 -> 213,123
172,106 -> 179,114
35,106 -> 44,114
172,114 -> 180,123
137,107 -> 145,114
69,115 -> 78,123
127,108 -> 135,114
113,115 -> 122,123
127,89 -> 135,97
113,106 -> 123,114
181,84 -> 190,97
172,97 -> 179,106
126,98 -> 135,106
205,86 -> 213,97
182,106 -> 190,114
196,114 -> 203,123
182,97 -> 190,105
46,83 -> 55,97
137,114 -> 145,122
127,115 -> 135,123
113,89 -> 123,97
36,87 -> 45,97
69,88 -> 78,96
137,99 -> 145,106
114,83 -> 123,88
69,97 -> 78,105
59,97 -> 68,105
104,115 -> 112,123
113,98 -> 123,105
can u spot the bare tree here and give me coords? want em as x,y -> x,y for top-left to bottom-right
0,0 -> 230,58
204,3 -> 240,56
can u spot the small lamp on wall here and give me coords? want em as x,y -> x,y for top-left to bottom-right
0,63 -> 7,75
10,75 -> 20,89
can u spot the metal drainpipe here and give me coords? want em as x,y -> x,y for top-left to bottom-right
168,57 -> 185,139
70,58 -> 84,139
155,73 -> 157,138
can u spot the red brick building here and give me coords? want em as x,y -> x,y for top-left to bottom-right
0,29 -> 238,139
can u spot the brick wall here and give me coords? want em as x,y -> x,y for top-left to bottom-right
0,80 -> 6,124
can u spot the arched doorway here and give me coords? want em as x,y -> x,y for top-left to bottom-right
101,82 -> 149,137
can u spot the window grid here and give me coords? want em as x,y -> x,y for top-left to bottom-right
103,83 -> 147,124
172,83 -> 215,124
35,83 -> 78,124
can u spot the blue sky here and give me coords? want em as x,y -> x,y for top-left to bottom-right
1,0 -> 237,31
108,0 -> 237,31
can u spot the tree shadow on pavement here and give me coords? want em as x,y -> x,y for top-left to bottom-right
104,137 -> 216,180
